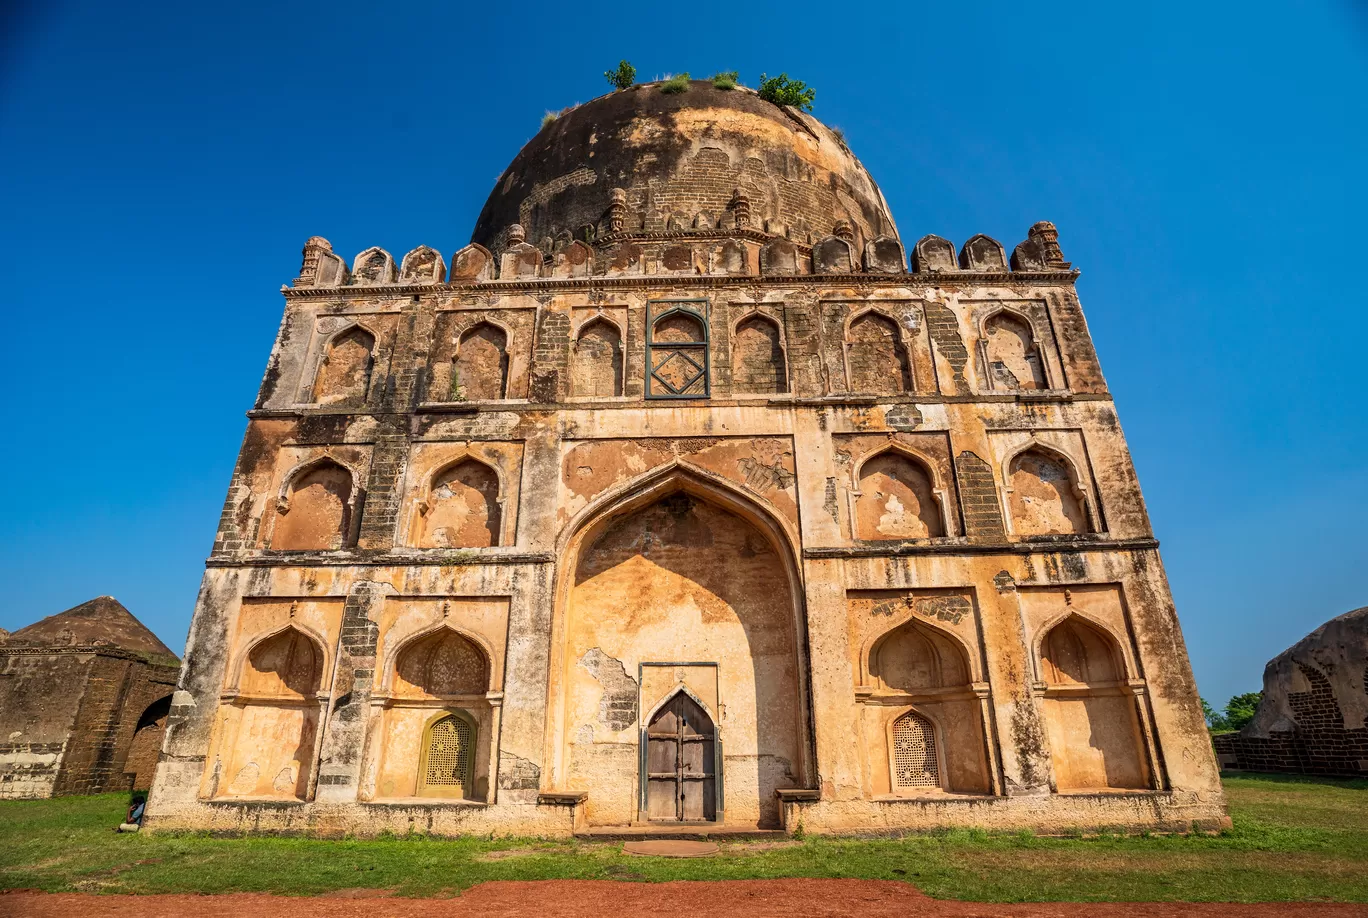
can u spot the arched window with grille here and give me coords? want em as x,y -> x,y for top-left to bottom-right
890,710 -> 940,791
418,711 -> 478,798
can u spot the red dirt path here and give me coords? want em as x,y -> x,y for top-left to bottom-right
3,880 -> 1366,918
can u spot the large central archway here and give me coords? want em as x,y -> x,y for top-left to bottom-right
549,465 -> 810,829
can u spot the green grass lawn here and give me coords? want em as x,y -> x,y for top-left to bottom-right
1,773 -> 1364,902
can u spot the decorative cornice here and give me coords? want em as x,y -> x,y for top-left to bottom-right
206,550 -> 556,568
283,269 -> 1080,299
803,538 -> 1160,559
243,390 -> 1114,422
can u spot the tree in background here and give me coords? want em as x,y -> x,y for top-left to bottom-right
1224,692 -> 1262,732
1202,692 -> 1263,733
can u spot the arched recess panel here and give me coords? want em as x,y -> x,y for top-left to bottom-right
563,489 -> 803,829
272,461 -> 353,550
1039,616 -> 1149,791
846,312 -> 911,395
415,459 -> 501,548
855,452 -> 944,540
218,628 -> 324,800
864,619 -> 989,795
454,323 -> 509,401
731,315 -> 787,395
1007,449 -> 1088,536
572,319 -> 623,398
312,327 -> 375,406
374,627 -> 494,802
984,312 -> 1046,390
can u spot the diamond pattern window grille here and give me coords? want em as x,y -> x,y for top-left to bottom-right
646,300 -> 710,399
892,711 -> 939,789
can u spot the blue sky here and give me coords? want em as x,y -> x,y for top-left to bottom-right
1,1 -> 1364,706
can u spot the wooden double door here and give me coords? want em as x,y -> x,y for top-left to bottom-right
643,692 -> 717,822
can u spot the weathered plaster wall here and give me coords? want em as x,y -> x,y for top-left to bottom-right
146,212 -> 1224,836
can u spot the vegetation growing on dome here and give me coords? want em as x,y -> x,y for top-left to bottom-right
659,72 -> 691,94
710,71 -> 739,90
604,60 -> 636,91
540,111 -> 557,129
758,72 -> 816,111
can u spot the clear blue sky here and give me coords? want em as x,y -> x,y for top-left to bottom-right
2,1 -> 1364,706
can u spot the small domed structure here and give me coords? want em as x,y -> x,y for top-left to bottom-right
471,81 -> 899,254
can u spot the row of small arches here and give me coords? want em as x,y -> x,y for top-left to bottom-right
310,305 -> 1049,408
297,224 -> 1066,288
266,441 -> 1090,555
240,622 -> 492,700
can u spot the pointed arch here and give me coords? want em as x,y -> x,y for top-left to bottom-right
1036,613 -> 1128,686
981,308 -> 1047,391
844,309 -> 913,395
1003,443 -> 1091,536
413,456 -> 503,548
311,323 -> 376,406
571,315 -> 623,398
865,616 -> 971,693
391,625 -> 492,697
731,312 -> 788,395
270,457 -> 356,550
452,321 -> 509,401
853,446 -> 946,540
239,625 -> 325,698
550,461 -> 811,828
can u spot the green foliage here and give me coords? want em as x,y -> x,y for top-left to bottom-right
659,72 -> 690,94
604,60 -> 636,91
1202,697 -> 1229,732
710,71 -> 738,90
757,72 -> 816,112
540,111 -> 557,130
3,775 -> 1367,902
1205,692 -> 1263,733
1224,692 -> 1263,732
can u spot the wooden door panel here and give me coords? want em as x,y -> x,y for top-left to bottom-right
642,691 -> 718,823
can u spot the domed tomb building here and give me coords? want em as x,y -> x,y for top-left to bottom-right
147,81 -> 1225,835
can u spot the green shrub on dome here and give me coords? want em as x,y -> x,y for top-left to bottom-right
758,72 -> 815,111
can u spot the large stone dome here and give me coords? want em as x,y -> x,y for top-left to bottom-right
471,80 -> 900,255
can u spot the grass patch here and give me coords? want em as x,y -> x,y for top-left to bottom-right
0,774 -> 1365,901
710,71 -> 738,90
659,73 -> 690,94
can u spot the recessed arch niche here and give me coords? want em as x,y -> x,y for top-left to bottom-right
372,625 -> 496,802
553,469 -> 808,829
861,617 -> 990,795
311,325 -> 375,406
1037,615 -> 1149,791
215,626 -> 326,800
1006,447 -> 1089,537
855,450 -> 945,541
413,458 -> 502,549
270,459 -> 355,551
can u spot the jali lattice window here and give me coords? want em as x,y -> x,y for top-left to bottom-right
418,711 -> 476,798
892,711 -> 939,789
646,299 -> 709,398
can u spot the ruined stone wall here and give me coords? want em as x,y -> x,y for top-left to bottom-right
146,225 -> 1224,837
0,649 -> 178,799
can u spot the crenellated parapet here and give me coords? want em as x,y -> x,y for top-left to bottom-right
289,222 -> 1075,288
